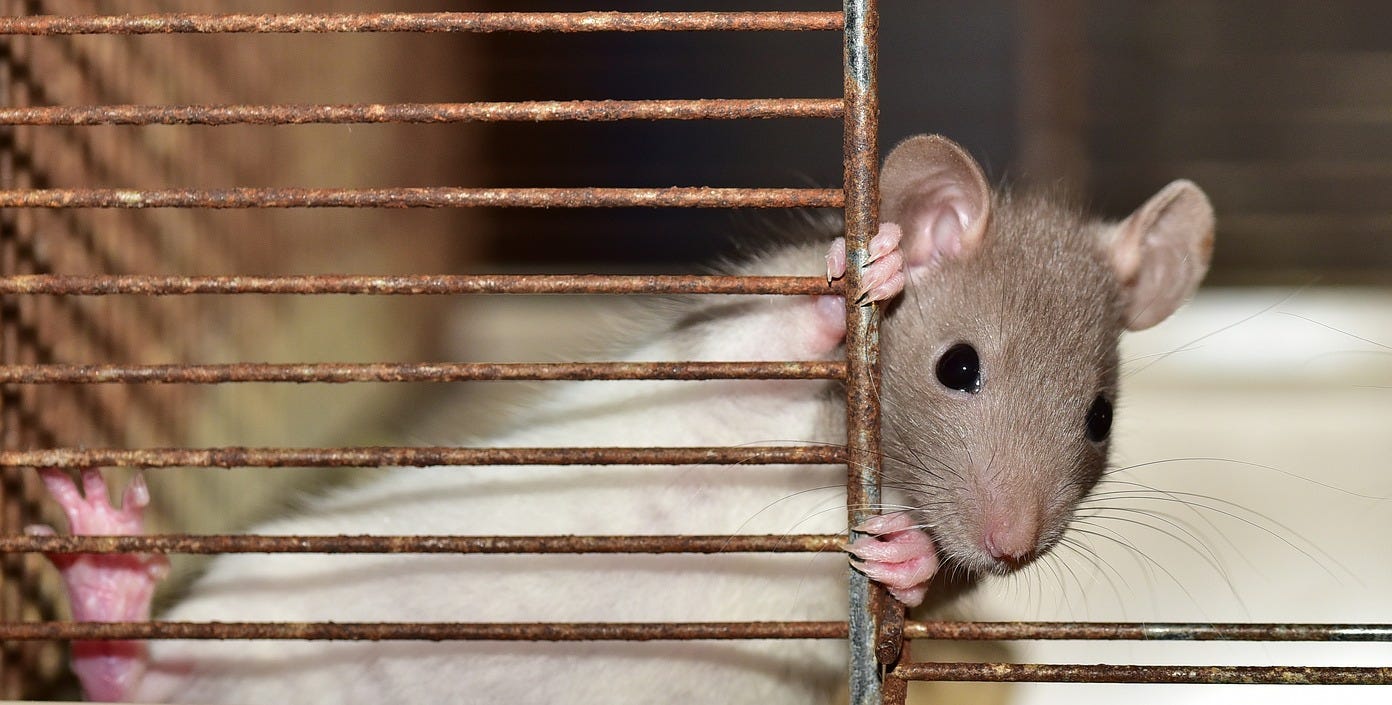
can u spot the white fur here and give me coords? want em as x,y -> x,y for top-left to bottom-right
138,297 -> 855,704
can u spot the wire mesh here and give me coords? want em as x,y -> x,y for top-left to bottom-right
2,3 -> 1388,705
0,5 -> 869,701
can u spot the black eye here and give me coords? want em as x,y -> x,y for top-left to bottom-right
935,343 -> 982,394
1086,395 -> 1113,443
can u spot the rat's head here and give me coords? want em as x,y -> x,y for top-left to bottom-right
876,135 -> 1214,577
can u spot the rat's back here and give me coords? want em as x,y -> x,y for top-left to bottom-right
137,327 -> 853,704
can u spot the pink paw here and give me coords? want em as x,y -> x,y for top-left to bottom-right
825,222 -> 907,305
846,511 -> 938,607
808,223 -> 908,352
27,468 -> 165,702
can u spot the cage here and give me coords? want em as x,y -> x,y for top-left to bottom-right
0,2 -> 1389,704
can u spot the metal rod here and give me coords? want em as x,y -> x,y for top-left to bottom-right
0,445 -> 845,468
841,1 -> 887,705
0,12 -> 845,35
5,619 -> 1388,642
903,621 -> 1392,642
0,274 -> 836,296
0,99 -> 843,126
892,662 -> 1392,686
0,621 -> 850,642
2,534 -> 843,555
0,361 -> 847,384
0,187 -> 843,209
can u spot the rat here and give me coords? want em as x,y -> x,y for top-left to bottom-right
29,134 -> 1213,704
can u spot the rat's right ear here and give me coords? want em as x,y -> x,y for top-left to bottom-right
880,134 -> 992,268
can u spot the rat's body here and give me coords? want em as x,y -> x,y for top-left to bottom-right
136,280 -> 856,704
34,136 -> 1215,703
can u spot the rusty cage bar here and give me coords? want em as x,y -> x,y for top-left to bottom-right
0,5 -> 1390,704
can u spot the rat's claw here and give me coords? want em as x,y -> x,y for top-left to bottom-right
887,582 -> 930,606
854,552 -> 939,588
121,473 -> 151,512
846,524 -> 935,563
826,223 -> 905,286
847,510 -> 938,607
853,510 -> 922,535
825,237 -> 847,284
38,468 -> 85,526
865,222 -> 903,264
80,467 -> 109,503
850,224 -> 907,306
853,251 -> 905,305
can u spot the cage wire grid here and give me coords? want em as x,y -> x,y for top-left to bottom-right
0,4 -> 1387,704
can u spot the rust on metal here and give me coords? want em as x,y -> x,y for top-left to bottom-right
903,621 -> 1392,642
0,274 -> 837,297
0,187 -> 843,210
0,621 -> 849,642
892,662 -> 1392,686
874,587 -> 906,664
0,12 -> 845,35
0,99 -> 843,126
0,361 -> 848,384
0,445 -> 846,468
4,534 -> 843,555
881,671 -> 909,705
841,1 -> 890,704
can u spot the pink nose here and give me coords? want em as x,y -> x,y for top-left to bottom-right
982,515 -> 1038,564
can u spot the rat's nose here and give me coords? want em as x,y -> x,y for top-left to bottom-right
982,511 -> 1039,567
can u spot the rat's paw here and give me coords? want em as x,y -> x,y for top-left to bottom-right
37,467 -> 151,537
27,468 -> 168,622
824,223 -> 906,304
846,511 -> 938,607
29,469 -> 163,702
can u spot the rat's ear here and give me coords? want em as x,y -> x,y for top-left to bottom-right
880,134 -> 991,268
1105,179 -> 1215,331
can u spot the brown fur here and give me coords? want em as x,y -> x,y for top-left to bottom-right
879,189 -> 1123,577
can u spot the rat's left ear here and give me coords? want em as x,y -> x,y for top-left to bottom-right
1105,180 -> 1215,331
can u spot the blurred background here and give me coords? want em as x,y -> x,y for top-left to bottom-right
1,0 -> 1389,701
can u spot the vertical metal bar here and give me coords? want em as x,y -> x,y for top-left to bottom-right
842,2 -> 896,705
0,3 -> 23,693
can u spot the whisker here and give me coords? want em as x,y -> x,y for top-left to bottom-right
1107,456 -> 1388,500
1069,522 -> 1207,617
1278,311 -> 1390,350
1090,479 -> 1356,583
1123,283 -> 1314,379
1083,508 -> 1243,605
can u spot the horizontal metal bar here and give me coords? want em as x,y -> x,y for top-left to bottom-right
0,274 -> 836,296
0,12 -> 845,35
893,662 -> 1392,686
0,361 -> 847,384
2,534 -> 843,555
0,187 -> 843,209
0,445 -> 845,468
0,99 -> 843,126
5,621 -> 1390,645
905,621 -> 1392,642
0,621 -> 849,642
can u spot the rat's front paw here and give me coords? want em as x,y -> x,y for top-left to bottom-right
27,468 -> 168,622
26,469 -> 164,705
846,511 -> 938,607
825,222 -> 906,304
